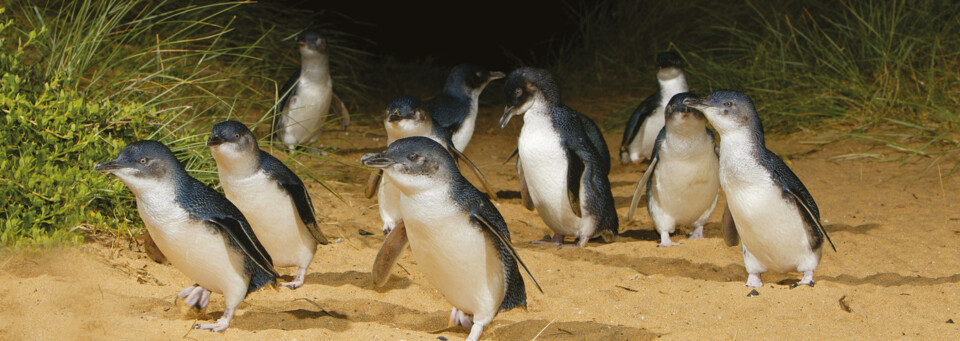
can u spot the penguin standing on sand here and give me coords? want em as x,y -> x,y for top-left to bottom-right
362,137 -> 541,341
499,67 -> 618,247
273,29 -> 350,151
95,141 -> 278,332
620,52 -> 688,163
686,90 -> 836,288
207,121 -> 329,289
369,96 -> 497,234
626,93 -> 720,247
426,64 -> 505,151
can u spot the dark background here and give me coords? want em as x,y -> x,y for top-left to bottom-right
268,0 -> 581,70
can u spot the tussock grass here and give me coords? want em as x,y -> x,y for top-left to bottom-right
1,0 -> 369,246
554,0 -> 960,157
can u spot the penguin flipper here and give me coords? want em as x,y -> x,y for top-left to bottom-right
331,92 -> 350,129
372,221 -> 408,287
449,146 -> 497,201
721,204 -> 739,247
517,159 -> 534,211
787,190 -> 837,252
205,216 -> 280,280
273,70 -> 300,142
470,213 -> 543,295
279,181 -> 330,245
364,170 -> 383,199
565,147 -> 585,218
627,155 -> 658,221
619,93 -> 660,163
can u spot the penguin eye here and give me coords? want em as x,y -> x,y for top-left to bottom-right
407,153 -> 419,161
138,157 -> 148,165
475,71 -> 483,78
723,101 -> 734,107
233,133 -> 240,140
514,88 -> 522,97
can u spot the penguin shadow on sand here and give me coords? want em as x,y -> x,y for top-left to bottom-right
300,270 -> 413,291
227,297 -> 441,332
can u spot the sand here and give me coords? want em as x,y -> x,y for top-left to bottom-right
2,99 -> 959,340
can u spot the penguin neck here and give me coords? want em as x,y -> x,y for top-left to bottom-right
521,93 -> 554,122
299,55 -> 330,81
657,71 -> 687,98
718,128 -> 765,162
211,149 -> 261,179
664,121 -> 712,155
385,119 -> 433,144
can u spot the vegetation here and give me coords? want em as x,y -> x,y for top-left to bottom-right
556,0 -> 959,156
0,0 -> 367,246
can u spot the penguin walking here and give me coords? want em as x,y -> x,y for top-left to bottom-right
207,121 -> 329,289
361,137 -> 541,341
686,90 -> 835,288
95,141 -> 278,331
499,67 -> 618,247
620,52 -> 688,164
426,64 -> 505,151
626,93 -> 720,247
272,29 -> 349,151
368,95 -> 497,234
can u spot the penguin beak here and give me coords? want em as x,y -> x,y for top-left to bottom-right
683,97 -> 710,111
489,71 -> 506,81
94,159 -> 124,173
206,135 -> 225,147
361,153 -> 398,169
499,106 -> 517,129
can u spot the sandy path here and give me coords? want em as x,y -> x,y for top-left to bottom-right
2,99 -> 959,340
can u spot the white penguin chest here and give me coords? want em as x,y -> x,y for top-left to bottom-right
651,138 -> 720,223
134,189 -> 247,294
451,97 -> 479,151
719,140 -> 815,271
220,170 -> 315,267
517,111 -> 583,236
281,75 -> 333,145
398,188 -> 505,319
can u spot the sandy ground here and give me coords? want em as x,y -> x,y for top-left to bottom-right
2,98 -> 960,340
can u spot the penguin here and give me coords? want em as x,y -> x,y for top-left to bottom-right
365,95 -> 498,233
619,51 -> 688,164
94,140 -> 278,331
272,29 -> 349,151
685,90 -> 836,288
207,121 -> 329,289
625,93 -> 720,247
361,136 -> 541,341
426,64 -> 505,151
499,67 -> 618,247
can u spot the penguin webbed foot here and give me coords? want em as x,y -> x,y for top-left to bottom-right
687,225 -> 704,239
530,234 -> 565,248
194,306 -> 236,332
790,271 -> 815,289
449,308 -> 474,329
280,267 -> 308,289
178,285 -> 211,310
745,273 -> 763,288
657,231 -> 680,247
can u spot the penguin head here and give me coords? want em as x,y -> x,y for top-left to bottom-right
207,121 -> 258,166
664,92 -> 707,133
297,29 -> 328,57
656,51 -> 684,81
685,90 -> 761,136
445,64 -> 506,96
361,137 -> 455,194
385,95 -> 429,123
500,67 -> 559,128
94,140 -> 184,192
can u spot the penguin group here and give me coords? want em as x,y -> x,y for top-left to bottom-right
94,27 -> 836,340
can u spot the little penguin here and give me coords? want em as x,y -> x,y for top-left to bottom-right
626,92 -> 720,247
361,136 -> 541,341
499,67 -> 618,247
207,121 -> 329,289
426,64 -> 505,152
94,140 -> 278,332
272,29 -> 349,151
620,51 -> 688,164
368,95 -> 497,234
686,90 -> 836,288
